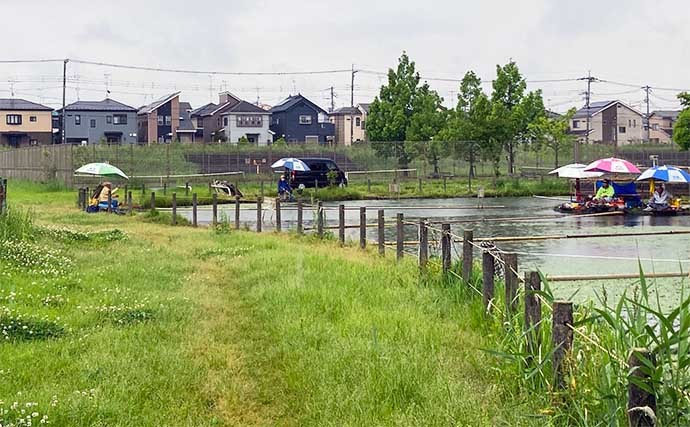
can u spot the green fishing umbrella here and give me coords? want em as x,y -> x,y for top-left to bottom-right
75,162 -> 129,180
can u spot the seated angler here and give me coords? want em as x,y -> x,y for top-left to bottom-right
646,184 -> 672,211
593,179 -> 615,203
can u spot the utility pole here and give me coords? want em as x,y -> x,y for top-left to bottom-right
642,85 -> 651,142
350,65 -> 358,146
61,59 -> 68,145
330,86 -> 335,113
576,72 -> 597,162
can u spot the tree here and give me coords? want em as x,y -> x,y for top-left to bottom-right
675,92 -> 690,151
367,52 -> 423,168
405,86 -> 447,176
437,71 -> 491,182
529,109 -> 575,168
489,61 -> 527,175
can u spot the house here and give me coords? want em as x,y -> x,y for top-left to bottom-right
137,92 -> 181,143
569,100 -> 644,145
189,92 -> 242,143
220,100 -> 273,145
0,99 -> 53,147
269,94 -> 334,144
648,110 -> 681,144
331,103 -> 369,145
177,102 -> 197,144
61,98 -> 137,144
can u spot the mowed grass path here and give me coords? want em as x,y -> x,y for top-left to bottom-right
1,182 -> 538,426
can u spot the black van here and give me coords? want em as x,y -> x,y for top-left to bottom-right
288,158 -> 347,188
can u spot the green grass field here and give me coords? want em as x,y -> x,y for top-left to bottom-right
0,181 -> 542,426
5,180 -> 690,426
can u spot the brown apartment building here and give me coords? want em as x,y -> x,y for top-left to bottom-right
189,92 -> 242,143
137,92 -> 181,143
0,99 -> 53,147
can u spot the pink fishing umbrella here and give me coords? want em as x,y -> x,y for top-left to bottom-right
583,157 -> 641,174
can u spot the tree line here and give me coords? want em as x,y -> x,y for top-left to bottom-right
366,52 -> 575,177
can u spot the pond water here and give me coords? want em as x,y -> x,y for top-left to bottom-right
176,196 -> 690,308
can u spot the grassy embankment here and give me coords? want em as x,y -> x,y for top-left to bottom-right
126,176 -> 569,208
1,180 -> 541,426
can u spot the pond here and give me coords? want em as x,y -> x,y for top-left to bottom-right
176,196 -> 690,308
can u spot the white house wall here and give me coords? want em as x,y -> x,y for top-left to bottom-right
224,114 -> 272,146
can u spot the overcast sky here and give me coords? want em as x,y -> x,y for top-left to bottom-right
1,0 -> 688,112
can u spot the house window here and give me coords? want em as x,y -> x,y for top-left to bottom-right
6,114 -> 22,125
30,139 -> 38,146
633,119 -> 637,127
113,114 -> 127,125
619,126 -> 626,133
75,115 -> 81,125
223,117 -> 228,126
361,120 -> 366,130
29,116 -> 37,122
299,115 -> 312,125
106,116 -> 112,124
355,117 -> 361,127
652,123 -> 659,130
157,115 -> 164,125
197,117 -> 204,128
236,115 -> 263,127
572,120 -> 580,129
165,116 -> 172,125
90,119 -> 96,128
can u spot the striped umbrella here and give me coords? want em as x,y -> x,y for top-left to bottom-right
583,157 -> 641,174
636,165 -> 690,183
75,162 -> 129,179
270,157 -> 311,171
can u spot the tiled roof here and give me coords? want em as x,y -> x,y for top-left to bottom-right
190,102 -> 217,117
269,94 -> 327,115
358,103 -> 371,113
0,98 -> 52,111
332,106 -> 361,115
137,92 -> 181,115
224,100 -> 271,114
651,110 -> 681,120
64,98 -> 136,112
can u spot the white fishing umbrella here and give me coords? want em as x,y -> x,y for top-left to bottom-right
270,157 -> 311,171
549,163 -> 604,179
75,162 -> 128,179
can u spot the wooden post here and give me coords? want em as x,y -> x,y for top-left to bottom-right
482,251 -> 495,312
171,192 -> 177,225
150,192 -> 156,210
524,271 -> 542,356
127,191 -> 132,211
192,193 -> 198,227
317,201 -> 323,238
185,182 -> 190,196
367,177 -> 371,192
627,348 -> 657,427
212,193 -> 218,226
275,198 -> 281,232
359,207 -> 367,249
419,218 -> 428,269
339,204 -> 346,245
442,223 -> 451,273
418,177 -> 422,192
462,229 -> 473,283
377,209 -> 385,256
77,188 -> 84,210
141,183 -> 145,194
256,197 -> 262,232
443,176 -> 447,192
163,182 -> 167,195
107,190 -> 112,213
504,253 -> 518,315
552,301 -> 574,389
297,201 -> 303,234
396,213 -> 404,261
234,196 -> 241,230
260,180 -> 264,197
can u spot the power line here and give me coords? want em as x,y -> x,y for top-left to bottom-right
69,59 -> 353,76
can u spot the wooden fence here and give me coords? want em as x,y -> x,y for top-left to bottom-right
0,145 -> 74,185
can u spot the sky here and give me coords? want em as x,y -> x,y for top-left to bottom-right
1,0 -> 688,113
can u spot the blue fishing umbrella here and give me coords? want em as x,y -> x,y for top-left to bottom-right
636,165 -> 690,183
270,157 -> 310,171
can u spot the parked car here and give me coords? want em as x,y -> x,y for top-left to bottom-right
288,158 -> 347,188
